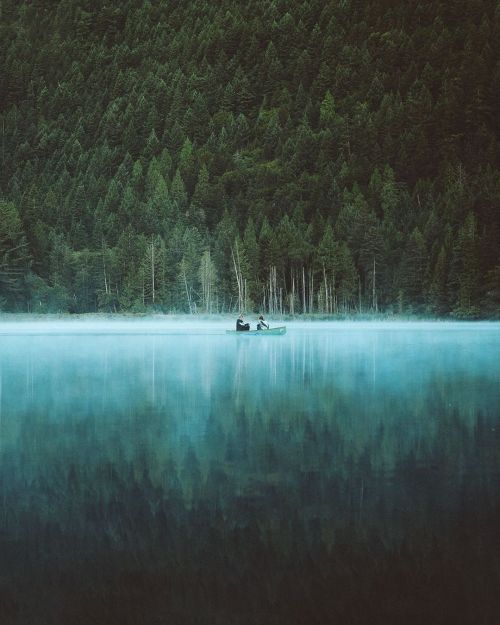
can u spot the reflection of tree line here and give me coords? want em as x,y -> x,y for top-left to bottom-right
0,407 -> 500,623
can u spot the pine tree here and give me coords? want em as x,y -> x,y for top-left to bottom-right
316,224 -> 339,313
141,234 -> 166,307
0,200 -> 31,307
178,227 -> 203,313
449,212 -> 480,317
170,169 -> 188,212
398,227 -> 429,311
2,0 -> 499,315
428,245 -> 450,315
198,249 -> 217,313
189,163 -> 210,226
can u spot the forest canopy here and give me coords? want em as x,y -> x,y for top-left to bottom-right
1,0 -> 499,316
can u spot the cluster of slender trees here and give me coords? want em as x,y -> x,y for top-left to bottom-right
1,0 -> 499,316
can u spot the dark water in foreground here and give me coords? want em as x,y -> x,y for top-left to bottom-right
1,322 -> 500,625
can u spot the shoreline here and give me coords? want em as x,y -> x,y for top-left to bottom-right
0,311 -> 498,322
1,313 -> 499,337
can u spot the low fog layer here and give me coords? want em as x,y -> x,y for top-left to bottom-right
1,316 -> 499,335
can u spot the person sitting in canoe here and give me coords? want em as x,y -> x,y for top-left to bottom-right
236,314 -> 250,331
257,315 -> 269,330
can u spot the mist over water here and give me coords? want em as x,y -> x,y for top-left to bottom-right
1,320 -> 500,624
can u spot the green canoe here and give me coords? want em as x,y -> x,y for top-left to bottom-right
226,326 -> 287,336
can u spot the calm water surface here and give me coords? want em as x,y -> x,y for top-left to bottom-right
1,321 -> 499,625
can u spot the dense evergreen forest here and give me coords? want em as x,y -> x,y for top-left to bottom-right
1,0 -> 499,316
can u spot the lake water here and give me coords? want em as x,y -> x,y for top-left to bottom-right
1,320 -> 499,624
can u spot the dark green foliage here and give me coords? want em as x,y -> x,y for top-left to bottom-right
0,200 -> 31,308
0,0 -> 499,315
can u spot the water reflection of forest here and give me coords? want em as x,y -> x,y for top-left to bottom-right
1,401 -> 499,625
1,329 -> 499,623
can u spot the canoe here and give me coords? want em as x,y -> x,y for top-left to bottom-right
226,326 -> 286,336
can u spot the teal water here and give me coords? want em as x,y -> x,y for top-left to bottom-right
1,322 -> 500,624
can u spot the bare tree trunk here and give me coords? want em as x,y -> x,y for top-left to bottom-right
200,250 -> 216,313
183,269 -> 192,314
274,267 -> 278,313
269,269 -> 272,314
269,266 -> 278,315
151,239 -> 155,304
231,243 -> 244,312
302,266 -> 306,313
102,241 -> 109,295
309,269 -> 314,313
270,275 -> 272,314
332,270 -> 337,314
323,265 -> 328,314
205,258 -> 211,312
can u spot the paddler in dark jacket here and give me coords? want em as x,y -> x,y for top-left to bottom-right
236,314 -> 250,331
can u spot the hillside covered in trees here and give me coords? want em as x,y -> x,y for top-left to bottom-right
1,0 -> 499,316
